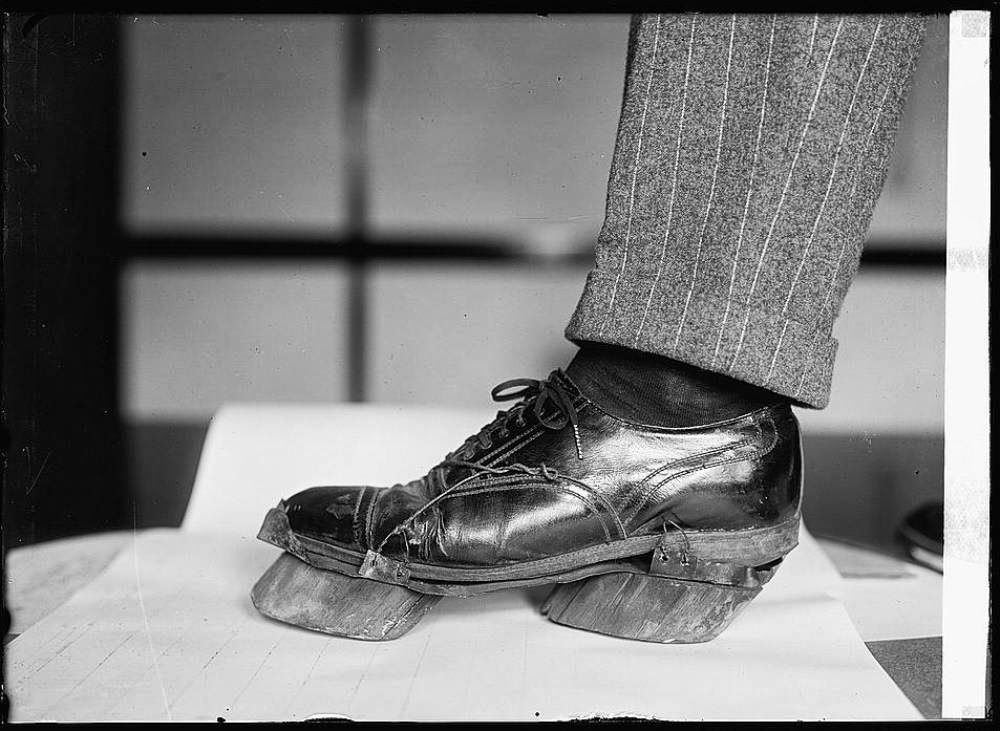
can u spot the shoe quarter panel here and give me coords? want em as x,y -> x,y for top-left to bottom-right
627,411 -> 802,533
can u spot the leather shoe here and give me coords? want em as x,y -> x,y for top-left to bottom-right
257,369 -> 801,594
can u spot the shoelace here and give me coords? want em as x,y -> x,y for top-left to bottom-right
439,460 -> 559,481
376,372 -> 584,556
372,379 -> 693,566
452,370 -> 584,461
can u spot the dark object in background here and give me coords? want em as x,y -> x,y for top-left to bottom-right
2,14 -> 127,547
897,502 -> 943,573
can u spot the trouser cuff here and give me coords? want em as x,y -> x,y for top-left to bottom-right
565,269 -> 838,409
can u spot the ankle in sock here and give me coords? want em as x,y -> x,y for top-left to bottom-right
566,343 -> 786,428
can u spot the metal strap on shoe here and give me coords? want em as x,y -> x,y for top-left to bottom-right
648,549 -> 773,588
648,517 -> 780,589
360,550 -> 412,584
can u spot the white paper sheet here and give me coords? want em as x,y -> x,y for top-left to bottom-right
8,403 -> 923,720
8,526 -> 920,721
835,566 -> 943,643
183,403 -> 500,536
816,540 -> 942,642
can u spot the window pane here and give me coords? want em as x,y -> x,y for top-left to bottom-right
122,262 -> 350,419
122,16 -> 349,235
369,15 -> 628,252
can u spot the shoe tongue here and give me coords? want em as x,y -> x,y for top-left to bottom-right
549,369 -> 581,397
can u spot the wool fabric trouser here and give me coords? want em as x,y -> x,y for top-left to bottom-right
565,13 -> 927,408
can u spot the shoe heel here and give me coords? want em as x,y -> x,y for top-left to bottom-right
251,552 -> 440,641
541,559 -> 782,644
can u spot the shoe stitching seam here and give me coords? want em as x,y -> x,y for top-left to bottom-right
477,424 -> 540,463
623,419 -> 775,515
439,483 -> 615,543
585,396 -> 785,433
625,418 -> 782,526
449,474 -> 543,492
639,437 -> 760,489
573,483 -> 627,540
351,487 -> 366,549
620,439 -> 756,517
483,427 -> 544,466
447,471 -> 628,539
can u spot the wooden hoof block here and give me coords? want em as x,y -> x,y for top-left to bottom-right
251,552 -> 441,641
541,570 -> 767,644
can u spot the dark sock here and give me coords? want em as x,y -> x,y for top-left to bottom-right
566,343 -> 786,427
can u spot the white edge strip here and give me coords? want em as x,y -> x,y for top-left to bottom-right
943,10 -> 991,720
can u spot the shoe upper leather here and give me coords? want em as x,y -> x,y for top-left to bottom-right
284,370 -> 802,567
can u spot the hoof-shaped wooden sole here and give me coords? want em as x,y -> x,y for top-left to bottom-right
251,552 -> 441,641
540,561 -> 781,644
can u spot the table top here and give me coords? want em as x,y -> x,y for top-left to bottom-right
4,530 -> 942,720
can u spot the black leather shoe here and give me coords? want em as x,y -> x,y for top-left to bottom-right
252,369 -> 803,643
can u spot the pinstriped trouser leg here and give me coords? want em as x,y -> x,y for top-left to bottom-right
565,14 -> 927,409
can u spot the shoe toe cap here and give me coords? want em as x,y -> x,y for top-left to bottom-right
283,485 -> 369,550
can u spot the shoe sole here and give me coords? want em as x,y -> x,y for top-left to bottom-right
251,504 -> 799,643
255,504 -> 798,591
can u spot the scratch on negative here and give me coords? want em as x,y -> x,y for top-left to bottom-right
231,639 -> 280,709
345,644 -> 377,709
133,509 -> 173,720
41,632 -> 133,716
25,451 -> 52,495
197,625 -> 242,674
287,638 -> 334,713
165,625 -> 241,711
399,630 -> 434,713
